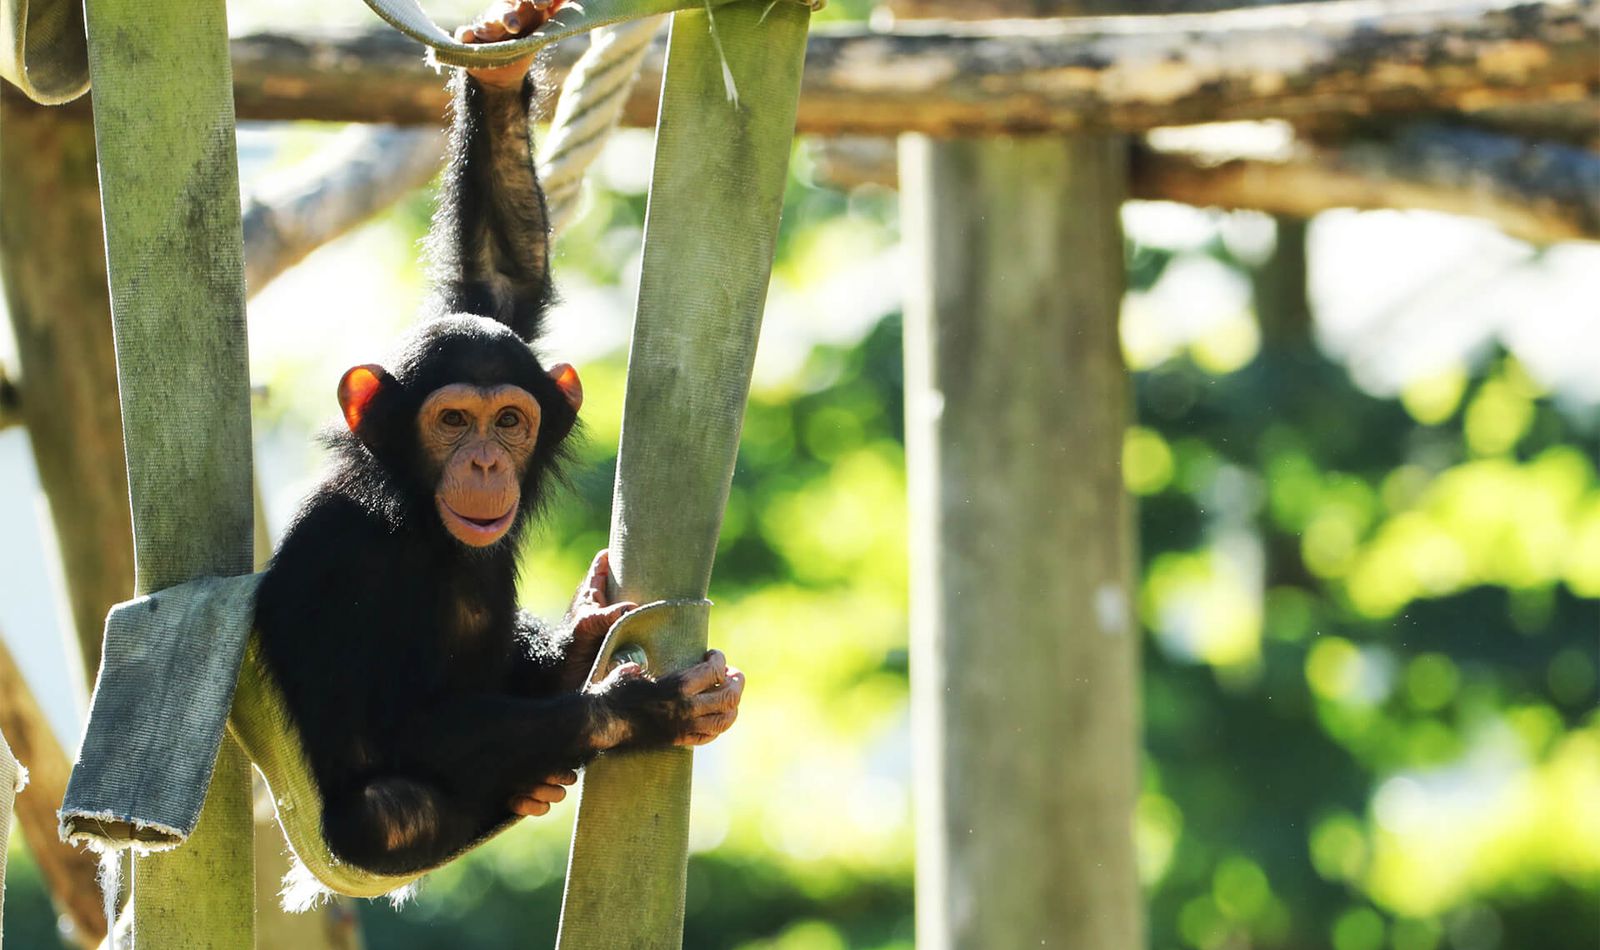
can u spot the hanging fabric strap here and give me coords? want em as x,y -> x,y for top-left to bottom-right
0,0 -> 88,104
0,728 -> 24,948
65,0 -> 258,945
556,2 -> 810,946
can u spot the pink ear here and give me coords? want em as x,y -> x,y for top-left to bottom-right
337,364 -> 386,432
548,362 -> 583,411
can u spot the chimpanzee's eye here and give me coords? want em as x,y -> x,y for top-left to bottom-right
440,409 -> 468,428
495,409 -> 521,429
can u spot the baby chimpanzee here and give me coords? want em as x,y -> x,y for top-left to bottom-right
253,1 -> 744,877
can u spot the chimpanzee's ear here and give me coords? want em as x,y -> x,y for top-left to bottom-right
547,362 -> 583,411
337,364 -> 390,433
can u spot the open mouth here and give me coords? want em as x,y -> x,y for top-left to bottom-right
438,499 -> 517,546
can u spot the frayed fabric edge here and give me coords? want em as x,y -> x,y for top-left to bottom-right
58,807 -> 188,855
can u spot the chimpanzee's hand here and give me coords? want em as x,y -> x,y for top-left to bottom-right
508,769 -> 578,818
455,1 -> 566,88
585,650 -> 746,750
664,649 -> 745,747
563,549 -> 637,683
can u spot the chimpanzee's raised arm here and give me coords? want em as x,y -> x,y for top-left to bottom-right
426,66 -> 552,341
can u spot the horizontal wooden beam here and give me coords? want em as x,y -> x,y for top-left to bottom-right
809,128 -> 1600,243
1142,124 -> 1600,242
887,0 -> 1329,19
224,0 -> 1598,134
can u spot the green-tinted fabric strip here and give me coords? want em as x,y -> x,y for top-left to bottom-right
555,3 -> 809,947
0,0 -> 88,104
77,0 -> 256,943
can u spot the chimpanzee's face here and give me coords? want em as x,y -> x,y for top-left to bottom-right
418,383 -> 542,547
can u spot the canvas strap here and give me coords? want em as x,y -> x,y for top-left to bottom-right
555,2 -> 810,946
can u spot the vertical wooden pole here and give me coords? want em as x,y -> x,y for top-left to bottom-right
81,0 -> 256,943
1253,216 -> 1311,348
897,0 -> 1145,935
0,98 -> 133,683
901,129 -> 1144,950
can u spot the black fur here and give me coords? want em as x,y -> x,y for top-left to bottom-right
253,73 -> 693,878
426,70 -> 553,341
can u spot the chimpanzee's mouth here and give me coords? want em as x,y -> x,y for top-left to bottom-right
438,498 -> 517,546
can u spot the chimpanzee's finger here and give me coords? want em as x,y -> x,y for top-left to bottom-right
721,669 -> 745,704
529,783 -> 567,804
548,770 -> 579,786
599,661 -> 645,689
577,549 -> 608,605
474,17 -> 509,41
692,705 -> 737,732
674,710 -> 735,746
689,675 -> 741,713
675,652 -> 727,695
510,796 -> 552,817
590,600 -> 636,629
501,0 -> 537,34
574,600 -> 637,643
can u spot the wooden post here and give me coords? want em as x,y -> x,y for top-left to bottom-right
898,2 -> 1143,947
0,99 -> 133,682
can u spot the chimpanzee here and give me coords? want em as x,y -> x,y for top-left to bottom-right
253,0 -> 745,878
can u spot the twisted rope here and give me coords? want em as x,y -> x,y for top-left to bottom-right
539,17 -> 664,233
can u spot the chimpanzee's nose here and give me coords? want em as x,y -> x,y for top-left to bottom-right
470,447 -> 501,475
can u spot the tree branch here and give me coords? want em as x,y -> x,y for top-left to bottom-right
222,0 -> 1598,134
242,124 -> 444,296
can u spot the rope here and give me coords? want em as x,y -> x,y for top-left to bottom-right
539,18 -> 664,234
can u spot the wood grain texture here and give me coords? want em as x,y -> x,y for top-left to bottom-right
902,132 -> 1143,950
0,102 -> 134,679
810,128 -> 1600,243
211,1 -> 1598,133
